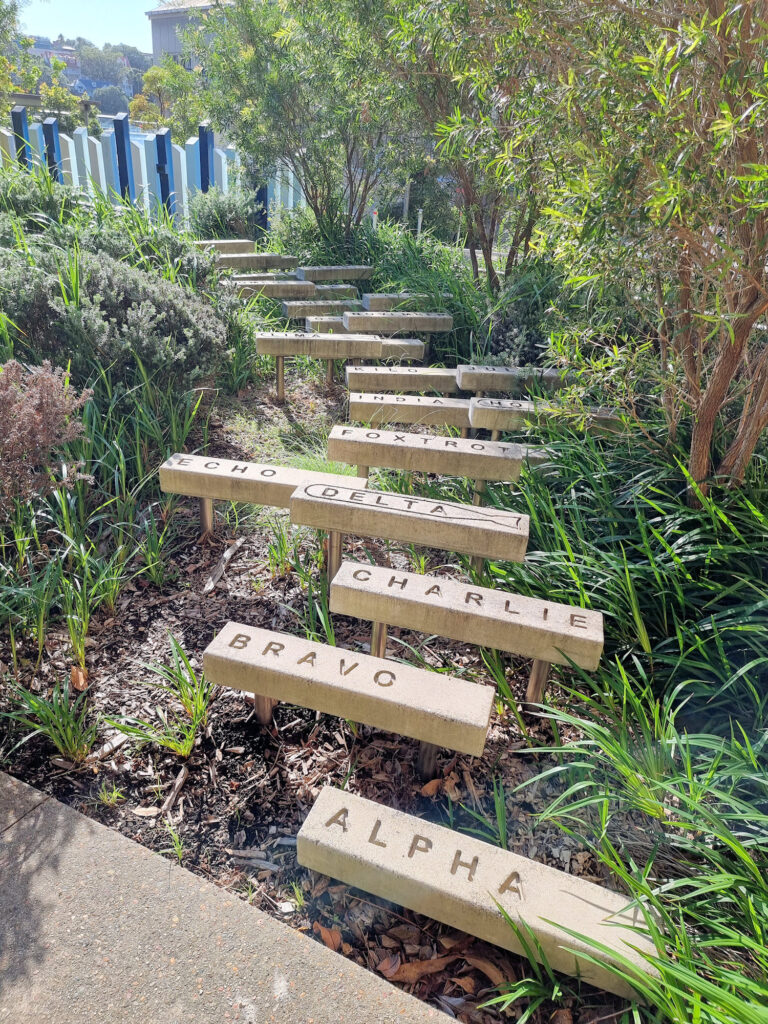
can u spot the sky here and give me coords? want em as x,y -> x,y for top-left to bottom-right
18,0 -> 154,52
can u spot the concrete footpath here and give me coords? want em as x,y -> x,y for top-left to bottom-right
0,773 -> 446,1023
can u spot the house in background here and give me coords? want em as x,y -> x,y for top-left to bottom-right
146,0 -> 225,63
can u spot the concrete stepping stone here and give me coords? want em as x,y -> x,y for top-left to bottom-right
361,293 -> 433,312
203,623 -> 493,753
195,238 -> 255,254
316,284 -> 359,299
297,265 -> 374,281
330,562 -> 603,703
327,425 -> 549,481
217,252 -> 299,271
159,453 -> 367,534
283,300 -> 363,319
470,397 -> 622,435
298,788 -> 653,1000
305,316 -> 350,334
344,311 -> 453,334
237,280 -> 316,299
457,365 -> 570,395
349,393 -> 471,429
290,483 -> 528,566
345,366 -> 459,394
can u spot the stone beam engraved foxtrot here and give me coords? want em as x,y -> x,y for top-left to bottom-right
330,563 -> 604,669
203,623 -> 493,755
327,425 -> 550,480
290,484 -> 529,561
159,453 -> 368,507
297,789 -> 654,1000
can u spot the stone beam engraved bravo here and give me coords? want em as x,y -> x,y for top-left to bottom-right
328,425 -> 551,480
254,335 -> 425,361
203,624 -> 493,755
349,393 -> 472,428
330,563 -> 603,669
298,789 -> 653,1000
159,453 -> 368,507
290,484 -> 529,562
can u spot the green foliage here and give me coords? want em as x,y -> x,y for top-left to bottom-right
189,184 -> 262,241
189,0 -> 420,240
92,84 -> 129,116
2,677 -> 99,763
107,637 -> 212,759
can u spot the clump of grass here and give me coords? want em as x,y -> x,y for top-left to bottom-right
2,678 -> 99,763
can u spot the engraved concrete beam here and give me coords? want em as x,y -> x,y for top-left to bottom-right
328,426 -> 551,481
204,624 -> 493,756
345,366 -> 459,394
217,252 -> 299,270
343,311 -> 453,334
253,334 -> 422,361
195,238 -> 255,254
282,300 -> 363,319
362,292 -> 452,311
305,316 -> 350,334
457,365 -> 571,395
237,280 -> 316,299
290,485 -> 528,562
349,393 -> 471,428
470,397 -> 623,434
298,788 -> 653,1000
159,453 -> 367,507
315,284 -> 359,299
296,265 -> 374,281
330,563 -> 603,669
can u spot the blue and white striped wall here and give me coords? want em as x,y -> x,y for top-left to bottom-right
1,108 -> 304,228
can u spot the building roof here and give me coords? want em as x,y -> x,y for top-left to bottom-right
146,0 -> 221,16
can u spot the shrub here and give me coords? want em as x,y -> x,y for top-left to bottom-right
189,184 -> 263,241
0,245 -> 227,388
0,360 -> 90,519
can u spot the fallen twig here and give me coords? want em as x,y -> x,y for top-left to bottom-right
202,536 -> 245,595
161,764 -> 189,817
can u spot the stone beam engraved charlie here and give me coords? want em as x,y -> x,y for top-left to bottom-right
323,805 -> 522,899
299,484 -> 525,531
348,567 -> 594,637
226,631 -> 397,688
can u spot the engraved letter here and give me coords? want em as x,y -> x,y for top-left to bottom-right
368,820 -> 387,848
352,569 -> 372,581
230,464 -> 248,474
263,641 -> 285,657
325,808 -> 349,832
504,600 -> 520,616
465,592 -> 483,606
178,457 -> 192,465
374,670 -> 395,687
388,575 -> 408,590
430,505 -> 447,517
498,871 -> 522,898
204,461 -> 220,469
408,835 -> 433,858
339,659 -> 359,676
322,487 -> 338,498
297,651 -> 317,667
366,432 -> 380,439
570,614 -> 588,629
349,491 -> 366,503
451,850 -> 479,882
445,441 -> 457,449
259,468 -> 277,478
229,633 -> 251,650
425,585 -> 442,597
341,429 -> 353,436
